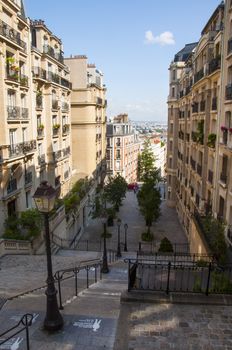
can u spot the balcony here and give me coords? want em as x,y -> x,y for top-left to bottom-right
55,176 -> 61,187
53,150 -> 62,162
6,69 -> 19,83
228,37 -> 232,55
61,102 -> 69,112
7,178 -> 17,195
220,173 -> 227,184
7,106 -> 20,120
53,125 -> 60,136
43,45 -> 64,64
208,169 -> 213,184
186,133 -> 190,142
38,154 -> 45,165
200,100 -> 206,112
21,107 -> 28,119
25,171 -> 32,185
225,84 -> 232,100
37,127 -> 44,138
185,86 -> 191,95
32,67 -> 47,80
194,68 -> 204,84
0,20 -> 27,52
63,146 -> 70,158
52,100 -> 59,110
62,124 -> 70,135
60,77 -> 72,90
197,164 -> 202,176
19,74 -> 28,87
211,97 -> 217,111
47,71 -> 60,85
208,56 -> 221,74
9,140 -> 36,158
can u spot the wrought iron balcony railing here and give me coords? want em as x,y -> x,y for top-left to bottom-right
7,106 -> 29,120
43,45 -> 64,64
38,154 -> 45,165
53,150 -> 62,162
208,56 -> 221,74
0,20 -> 27,52
9,140 -> 36,158
194,68 -> 204,84
63,146 -> 70,158
61,102 -> 69,112
32,67 -> 47,80
19,74 -> 28,87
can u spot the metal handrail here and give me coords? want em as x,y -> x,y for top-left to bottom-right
54,259 -> 102,309
0,314 -> 33,350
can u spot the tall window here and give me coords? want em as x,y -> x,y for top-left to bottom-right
9,129 -> 17,146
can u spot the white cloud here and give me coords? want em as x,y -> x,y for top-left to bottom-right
145,30 -> 175,46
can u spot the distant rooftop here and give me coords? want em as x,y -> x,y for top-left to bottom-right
174,43 -> 198,63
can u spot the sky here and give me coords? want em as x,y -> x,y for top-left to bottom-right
24,0 -> 221,123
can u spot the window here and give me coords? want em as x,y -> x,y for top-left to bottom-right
172,70 -> 176,81
22,128 -> 27,142
171,87 -> 175,98
26,191 -> 32,208
38,143 -> 43,155
37,115 -> 42,127
9,129 -> 17,146
7,90 -> 16,107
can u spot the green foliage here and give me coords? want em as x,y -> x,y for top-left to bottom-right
20,209 -> 42,239
64,177 -> 91,215
210,271 -> 232,293
200,215 -> 227,265
193,274 -> 202,292
104,174 -> 127,211
141,231 -> 154,242
137,181 -> 161,228
207,133 -> 216,148
3,209 -> 42,240
196,259 -> 208,267
158,237 -> 173,253
138,139 -> 160,183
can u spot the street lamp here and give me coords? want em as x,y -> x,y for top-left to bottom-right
124,223 -> 128,252
33,181 -> 63,332
116,218 -> 122,257
101,215 -> 109,273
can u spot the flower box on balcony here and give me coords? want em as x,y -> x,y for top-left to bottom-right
53,124 -> 60,130
221,126 -> 228,132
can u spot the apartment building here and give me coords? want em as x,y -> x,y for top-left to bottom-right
220,0 -> 232,242
106,114 -> 140,182
30,20 -> 72,199
64,55 -> 107,185
0,0 -> 35,228
167,2 -> 226,251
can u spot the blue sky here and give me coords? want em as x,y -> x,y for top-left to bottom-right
25,0 -> 221,122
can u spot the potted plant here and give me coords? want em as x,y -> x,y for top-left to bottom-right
37,124 -> 44,130
53,123 -> 60,130
207,133 -> 216,148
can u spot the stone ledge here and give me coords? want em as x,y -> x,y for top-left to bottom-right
121,290 -> 232,305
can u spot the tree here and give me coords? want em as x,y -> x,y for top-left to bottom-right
137,180 -> 161,239
137,139 -> 160,184
104,174 -> 127,211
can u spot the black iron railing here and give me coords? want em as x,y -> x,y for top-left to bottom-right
208,169 -> 213,184
0,314 -> 33,350
125,258 -> 232,296
54,259 -> 102,309
212,97 -> 217,110
225,84 -> 232,100
208,56 -> 221,74
0,20 -> 27,51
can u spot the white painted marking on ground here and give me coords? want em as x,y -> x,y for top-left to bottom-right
0,337 -> 23,350
73,318 -> 102,332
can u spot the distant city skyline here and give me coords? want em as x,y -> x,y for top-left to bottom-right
25,0 -> 221,122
